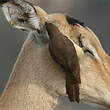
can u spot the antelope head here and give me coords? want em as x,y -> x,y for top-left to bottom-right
46,13 -> 110,109
1,1 -> 110,110
70,24 -> 110,109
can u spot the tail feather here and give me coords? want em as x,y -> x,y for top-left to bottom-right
66,75 -> 80,103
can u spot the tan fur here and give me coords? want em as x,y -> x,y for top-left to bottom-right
34,6 -> 48,26
0,32 -> 67,110
71,25 -> 110,109
39,13 -> 110,109
1,4 -> 110,109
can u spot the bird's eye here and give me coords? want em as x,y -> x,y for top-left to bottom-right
78,34 -> 94,56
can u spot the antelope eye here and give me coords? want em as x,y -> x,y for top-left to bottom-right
78,34 -> 84,48
78,34 -> 94,56
84,49 -> 94,56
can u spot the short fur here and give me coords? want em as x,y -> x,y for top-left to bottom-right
66,15 -> 84,26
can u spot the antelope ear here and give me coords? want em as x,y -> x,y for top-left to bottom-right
2,0 -> 40,31
0,0 -> 11,5
24,0 -> 38,5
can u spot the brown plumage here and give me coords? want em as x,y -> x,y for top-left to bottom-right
46,23 -> 81,103
47,13 -> 85,47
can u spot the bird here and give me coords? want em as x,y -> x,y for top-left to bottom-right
46,13 -> 85,47
46,23 -> 81,102
0,0 -> 81,102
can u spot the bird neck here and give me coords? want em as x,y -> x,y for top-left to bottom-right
0,32 -> 66,110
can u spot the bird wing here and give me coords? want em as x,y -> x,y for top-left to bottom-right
1,0 -> 40,31
46,23 -> 81,103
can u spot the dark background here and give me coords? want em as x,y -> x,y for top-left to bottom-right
0,0 -> 110,109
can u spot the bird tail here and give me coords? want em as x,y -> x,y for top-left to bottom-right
66,75 -> 80,103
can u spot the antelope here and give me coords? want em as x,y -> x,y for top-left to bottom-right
0,0 -> 110,110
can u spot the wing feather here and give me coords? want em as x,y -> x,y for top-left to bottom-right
46,23 -> 81,102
